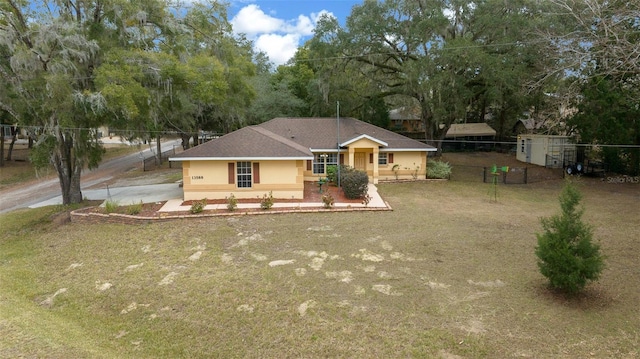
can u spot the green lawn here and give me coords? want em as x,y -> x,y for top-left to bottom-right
1,175 -> 638,358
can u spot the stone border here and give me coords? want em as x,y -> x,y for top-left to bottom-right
70,202 -> 393,225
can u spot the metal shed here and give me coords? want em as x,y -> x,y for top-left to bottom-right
444,123 -> 496,151
516,134 -> 576,168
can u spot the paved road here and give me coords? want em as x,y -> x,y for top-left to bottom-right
0,139 -> 182,214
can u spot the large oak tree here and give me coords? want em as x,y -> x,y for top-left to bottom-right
306,0 -> 549,151
0,0 -> 255,203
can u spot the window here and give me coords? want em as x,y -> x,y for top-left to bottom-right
237,161 -> 252,188
378,153 -> 388,165
521,139 -> 525,153
313,153 -> 337,174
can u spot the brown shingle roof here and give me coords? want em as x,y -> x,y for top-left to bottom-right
172,117 -> 435,160
171,126 -> 313,160
260,117 -> 434,150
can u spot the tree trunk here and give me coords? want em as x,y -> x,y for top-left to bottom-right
180,133 -> 191,150
156,134 -> 162,165
435,126 -> 448,157
418,95 -> 439,154
6,128 -> 17,161
57,163 -> 83,204
53,128 -> 84,205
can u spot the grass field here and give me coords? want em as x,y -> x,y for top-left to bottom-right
1,154 -> 639,358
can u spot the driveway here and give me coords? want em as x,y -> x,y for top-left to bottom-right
29,183 -> 184,209
0,139 -> 181,213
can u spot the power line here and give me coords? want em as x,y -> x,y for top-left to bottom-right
432,139 -> 640,148
9,124 -> 640,148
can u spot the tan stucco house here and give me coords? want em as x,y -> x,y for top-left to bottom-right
170,117 -> 436,200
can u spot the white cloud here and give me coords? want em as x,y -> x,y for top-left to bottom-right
254,33 -> 301,66
231,5 -> 335,65
231,4 -> 283,36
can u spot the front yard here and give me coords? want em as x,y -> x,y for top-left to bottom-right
1,153 -> 638,358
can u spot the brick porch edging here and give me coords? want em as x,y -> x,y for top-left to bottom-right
70,203 -> 393,225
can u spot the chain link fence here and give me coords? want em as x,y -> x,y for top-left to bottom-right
143,147 -> 181,171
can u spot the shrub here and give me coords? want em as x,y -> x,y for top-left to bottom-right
535,182 -> 604,294
406,163 -> 421,180
427,160 -> 452,179
342,170 -> 369,199
327,164 -> 353,185
321,191 -> 334,208
104,200 -> 119,213
126,201 -> 143,215
362,194 -> 372,207
190,198 -> 207,214
226,194 -> 237,212
392,164 -> 400,180
326,165 -> 338,184
260,191 -> 274,210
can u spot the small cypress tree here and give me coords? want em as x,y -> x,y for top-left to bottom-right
535,182 -> 604,294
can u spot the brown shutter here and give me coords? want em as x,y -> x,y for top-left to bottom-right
369,153 -> 373,163
339,154 -> 344,164
253,162 -> 260,184
389,153 -> 394,163
228,163 -> 235,184
307,160 -> 312,171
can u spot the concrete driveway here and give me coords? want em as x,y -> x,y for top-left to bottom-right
29,183 -> 183,209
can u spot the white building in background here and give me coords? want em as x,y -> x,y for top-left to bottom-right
516,134 -> 576,169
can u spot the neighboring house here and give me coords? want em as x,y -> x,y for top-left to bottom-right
516,134 -> 576,168
170,117 -> 436,200
444,123 -> 496,151
513,118 -> 544,135
389,107 -> 423,132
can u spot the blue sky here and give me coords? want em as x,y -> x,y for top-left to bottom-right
227,1 -> 361,65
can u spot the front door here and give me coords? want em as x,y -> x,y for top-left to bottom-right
354,152 -> 366,171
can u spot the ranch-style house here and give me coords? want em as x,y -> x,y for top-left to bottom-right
170,117 -> 436,200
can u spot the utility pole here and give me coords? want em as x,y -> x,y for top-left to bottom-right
337,101 -> 341,188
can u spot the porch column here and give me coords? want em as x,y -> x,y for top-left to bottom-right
348,147 -> 355,167
372,147 -> 379,184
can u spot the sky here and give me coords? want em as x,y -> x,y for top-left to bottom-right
228,1 -> 361,66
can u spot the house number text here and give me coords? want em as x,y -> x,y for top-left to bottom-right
191,175 -> 204,180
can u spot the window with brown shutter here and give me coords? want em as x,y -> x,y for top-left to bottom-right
389,153 -> 394,163
339,154 -> 344,164
307,160 -> 312,171
253,162 -> 260,184
378,153 -> 388,165
228,163 -> 235,184
369,153 -> 373,163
